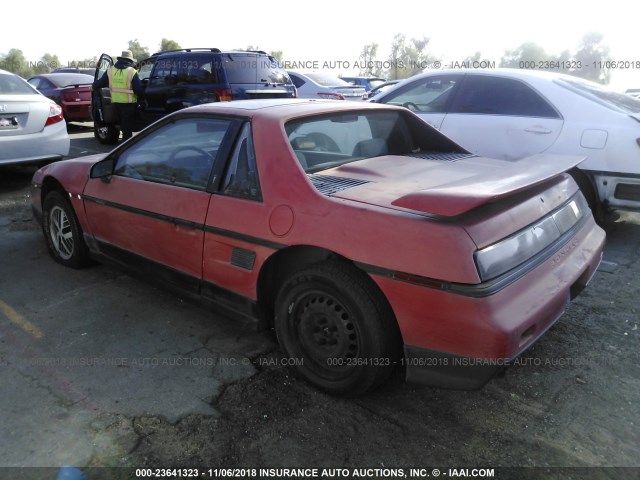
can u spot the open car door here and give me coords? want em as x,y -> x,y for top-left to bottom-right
92,53 -> 121,145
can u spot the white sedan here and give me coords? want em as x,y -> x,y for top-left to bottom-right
0,69 -> 70,166
372,68 -> 640,214
288,71 -> 366,101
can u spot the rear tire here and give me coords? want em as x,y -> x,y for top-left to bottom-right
274,260 -> 401,396
94,122 -> 120,145
42,191 -> 90,268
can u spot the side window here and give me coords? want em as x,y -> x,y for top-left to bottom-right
28,78 -> 42,89
223,53 -> 257,84
451,76 -> 559,118
287,115 -> 373,158
222,123 -> 262,201
290,74 -> 305,89
137,59 -> 155,81
179,55 -> 217,85
149,56 -> 178,87
114,117 -> 231,190
382,75 -> 459,113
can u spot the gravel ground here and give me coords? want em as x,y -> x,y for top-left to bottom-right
1,163 -> 638,480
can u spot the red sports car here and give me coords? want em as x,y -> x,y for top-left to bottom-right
31,99 -> 605,395
27,73 -> 93,123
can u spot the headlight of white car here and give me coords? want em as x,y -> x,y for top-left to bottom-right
474,194 -> 589,281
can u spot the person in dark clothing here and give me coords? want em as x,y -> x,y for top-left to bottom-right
93,50 -> 144,142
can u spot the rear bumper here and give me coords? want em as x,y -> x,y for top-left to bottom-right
592,172 -> 640,210
0,121 -> 69,165
372,215 -> 606,389
403,345 -> 508,390
62,101 -> 92,122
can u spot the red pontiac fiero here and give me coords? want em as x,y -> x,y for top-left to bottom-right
31,99 -> 605,395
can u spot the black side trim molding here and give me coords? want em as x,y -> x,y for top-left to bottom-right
83,195 -> 203,230
96,240 -> 201,294
203,225 -> 286,250
82,195 -> 286,250
91,239 -> 259,323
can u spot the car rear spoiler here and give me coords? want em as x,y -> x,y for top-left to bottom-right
391,154 -> 585,217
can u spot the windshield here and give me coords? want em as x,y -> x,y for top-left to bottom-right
224,53 -> 291,85
285,110 -> 463,173
556,78 -> 640,114
368,79 -> 386,89
0,73 -> 38,95
306,73 -> 351,87
47,74 -> 94,87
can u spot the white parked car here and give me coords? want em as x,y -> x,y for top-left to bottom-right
372,68 -> 640,214
288,71 -> 366,101
0,69 -> 70,166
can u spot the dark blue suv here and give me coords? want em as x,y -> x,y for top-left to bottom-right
93,49 -> 296,144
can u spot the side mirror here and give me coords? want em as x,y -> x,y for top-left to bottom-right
90,157 -> 114,181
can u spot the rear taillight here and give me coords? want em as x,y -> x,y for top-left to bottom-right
45,102 -> 64,126
317,92 -> 345,100
215,88 -> 233,102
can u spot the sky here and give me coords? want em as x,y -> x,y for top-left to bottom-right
3,0 -> 639,90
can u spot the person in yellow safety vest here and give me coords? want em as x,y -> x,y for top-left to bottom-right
93,50 -> 143,142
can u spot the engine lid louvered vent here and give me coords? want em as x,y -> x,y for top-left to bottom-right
405,152 -> 477,161
308,174 -> 371,196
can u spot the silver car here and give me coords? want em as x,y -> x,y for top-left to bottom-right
288,71 -> 366,101
372,68 -> 640,215
0,69 -> 70,166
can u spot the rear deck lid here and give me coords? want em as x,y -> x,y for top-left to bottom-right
324,153 -> 585,217
0,94 -> 51,136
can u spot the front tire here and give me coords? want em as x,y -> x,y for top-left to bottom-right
42,191 -> 90,268
275,261 -> 401,396
93,122 -> 120,145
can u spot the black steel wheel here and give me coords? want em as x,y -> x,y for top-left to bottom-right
275,261 -> 400,395
42,191 -> 90,268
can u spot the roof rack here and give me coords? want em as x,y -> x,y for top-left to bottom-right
151,48 -> 222,56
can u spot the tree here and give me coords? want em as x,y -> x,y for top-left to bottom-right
462,51 -> 483,64
0,49 -> 32,77
386,34 -> 437,80
573,32 -> 610,84
36,53 -> 61,73
70,56 -> 99,69
500,42 -> 550,68
237,45 -> 284,63
127,39 -> 150,61
357,43 -> 382,77
269,50 -> 284,63
160,38 -> 181,52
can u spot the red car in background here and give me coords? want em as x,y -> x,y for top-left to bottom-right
27,73 -> 93,123
30,99 -> 605,395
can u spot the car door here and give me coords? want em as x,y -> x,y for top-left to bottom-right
92,53 -> 114,123
439,74 -> 564,160
374,74 -> 461,129
142,55 -> 179,123
82,115 -> 236,292
201,121 -> 273,309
